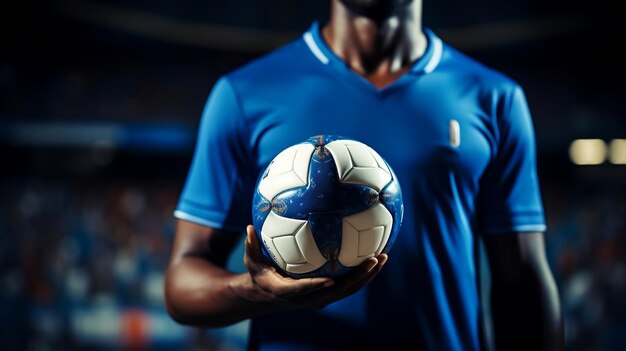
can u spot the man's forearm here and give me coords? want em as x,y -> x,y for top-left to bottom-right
490,261 -> 563,350
164,256 -> 274,327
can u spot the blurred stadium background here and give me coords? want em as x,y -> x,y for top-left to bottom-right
1,0 -> 625,350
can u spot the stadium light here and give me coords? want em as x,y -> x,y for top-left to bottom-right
569,139 -> 607,165
609,139 -> 626,165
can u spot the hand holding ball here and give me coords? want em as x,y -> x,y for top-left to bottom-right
252,135 -> 403,278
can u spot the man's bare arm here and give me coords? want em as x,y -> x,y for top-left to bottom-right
164,220 -> 388,327
483,232 -> 563,351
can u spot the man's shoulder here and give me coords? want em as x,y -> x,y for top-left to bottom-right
223,35 -> 315,89
440,41 -> 521,93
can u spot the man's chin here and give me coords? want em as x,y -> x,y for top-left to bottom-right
338,0 -> 414,20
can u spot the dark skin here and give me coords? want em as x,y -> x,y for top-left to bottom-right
165,0 -> 563,348
324,0 -> 427,88
484,233 -> 563,350
166,222 -> 387,326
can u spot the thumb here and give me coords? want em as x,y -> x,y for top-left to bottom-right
245,225 -> 267,266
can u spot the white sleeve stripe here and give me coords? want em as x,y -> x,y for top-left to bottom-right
424,36 -> 443,74
173,210 -> 225,229
303,32 -> 330,65
484,224 -> 547,234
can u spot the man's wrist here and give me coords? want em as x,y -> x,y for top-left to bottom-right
228,272 -> 294,315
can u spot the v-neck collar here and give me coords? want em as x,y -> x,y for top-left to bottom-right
303,21 -> 443,98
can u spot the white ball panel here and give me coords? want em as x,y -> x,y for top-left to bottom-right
261,234 -> 286,269
375,224 -> 392,256
344,203 -> 393,231
344,203 -> 392,230
368,146 -> 391,174
258,172 -> 307,201
347,144 -> 378,168
266,145 -> 298,177
358,226 -> 384,257
286,263 -> 321,274
326,140 -> 392,190
343,167 -> 392,192
260,213 -> 327,274
325,141 -> 353,180
293,144 -> 315,183
258,143 -> 314,200
342,204 -> 394,259
338,221 -> 360,267
273,236 -> 306,264
261,212 -> 307,239
294,224 -> 327,269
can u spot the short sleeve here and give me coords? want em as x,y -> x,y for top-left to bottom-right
174,77 -> 255,232
477,85 -> 546,234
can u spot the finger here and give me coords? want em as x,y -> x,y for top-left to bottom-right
298,257 -> 377,304
245,225 -> 334,295
244,225 -> 268,272
250,261 -> 333,298
267,275 -> 334,298
301,254 -> 388,308
377,253 -> 389,266
245,225 -> 260,255
340,254 -> 388,298
334,256 -> 379,291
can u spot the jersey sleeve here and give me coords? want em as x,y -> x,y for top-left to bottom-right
477,85 -> 546,234
174,77 -> 255,232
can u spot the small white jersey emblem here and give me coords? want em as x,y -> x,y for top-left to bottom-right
449,119 -> 460,148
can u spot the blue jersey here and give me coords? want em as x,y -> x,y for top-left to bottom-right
175,22 -> 546,351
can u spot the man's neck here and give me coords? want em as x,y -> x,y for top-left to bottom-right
321,0 -> 426,88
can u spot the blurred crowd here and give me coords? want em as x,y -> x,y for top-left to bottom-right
0,174 -> 624,350
0,62 -> 218,123
0,177 -> 244,351
0,178 -> 182,350
542,179 -> 626,350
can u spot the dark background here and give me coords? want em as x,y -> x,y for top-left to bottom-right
1,0 -> 625,350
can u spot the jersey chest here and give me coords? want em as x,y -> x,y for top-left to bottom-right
252,84 -> 495,187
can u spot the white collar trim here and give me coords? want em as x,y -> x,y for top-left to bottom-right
424,36 -> 442,73
304,28 -> 442,74
303,32 -> 329,65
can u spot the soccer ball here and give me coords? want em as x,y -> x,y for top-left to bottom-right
252,135 -> 403,278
